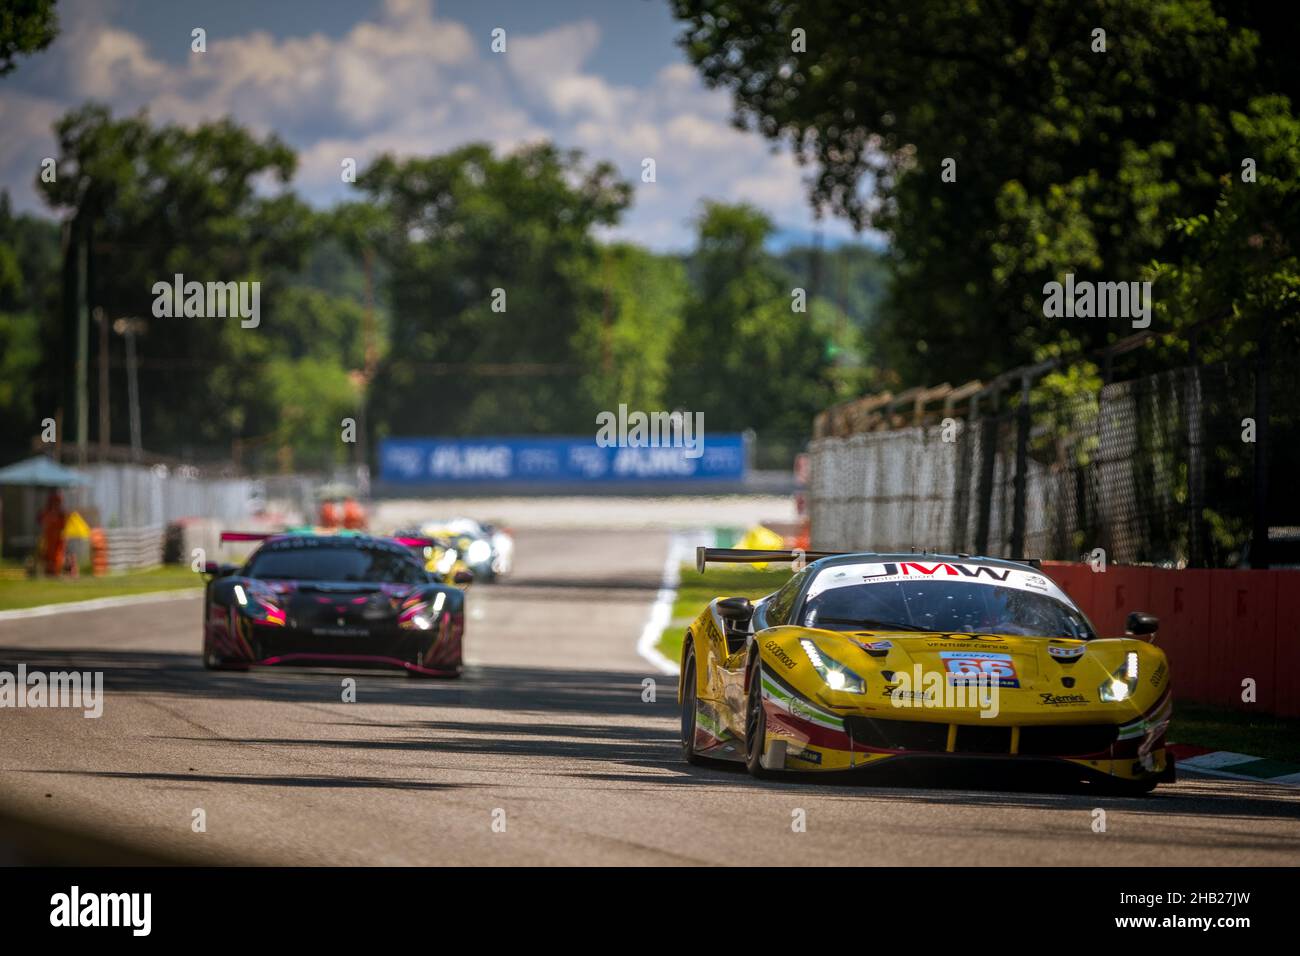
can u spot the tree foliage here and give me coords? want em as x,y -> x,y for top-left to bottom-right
669,202 -> 836,434
670,0 -> 1300,385
0,0 -> 57,76
357,142 -> 634,437
7,103 -> 886,467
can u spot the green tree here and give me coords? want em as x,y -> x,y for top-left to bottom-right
38,104 -> 317,458
357,142 -> 632,437
0,191 -> 60,455
576,243 -> 687,414
0,0 -> 58,76
1149,95 -> 1300,360
670,0 -> 1296,385
669,202 -> 834,435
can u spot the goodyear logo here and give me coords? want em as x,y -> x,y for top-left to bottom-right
765,640 -> 797,669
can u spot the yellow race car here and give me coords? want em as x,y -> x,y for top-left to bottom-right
679,548 -> 1175,794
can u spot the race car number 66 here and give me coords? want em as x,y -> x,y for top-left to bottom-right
941,652 -> 1016,679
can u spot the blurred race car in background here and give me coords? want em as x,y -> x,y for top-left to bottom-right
679,548 -> 1174,794
202,531 -> 466,676
394,528 -> 472,582
400,518 -> 513,582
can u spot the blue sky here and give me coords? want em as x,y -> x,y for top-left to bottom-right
0,0 -> 876,250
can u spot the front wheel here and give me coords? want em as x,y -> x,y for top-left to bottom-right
744,661 -> 777,778
1105,776 -> 1161,797
680,643 -> 707,765
202,646 -> 248,671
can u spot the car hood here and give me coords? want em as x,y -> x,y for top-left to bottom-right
760,626 -> 1170,724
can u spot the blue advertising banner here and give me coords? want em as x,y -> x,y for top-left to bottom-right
379,435 -> 747,484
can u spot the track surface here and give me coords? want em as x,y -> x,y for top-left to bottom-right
2,528 -> 1298,865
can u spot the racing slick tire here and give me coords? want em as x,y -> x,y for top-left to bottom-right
202,648 -> 248,672
1104,775 -> 1161,797
744,659 -> 778,779
680,641 -> 710,766
404,665 -> 462,679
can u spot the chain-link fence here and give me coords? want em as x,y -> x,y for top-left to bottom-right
810,358 -> 1294,568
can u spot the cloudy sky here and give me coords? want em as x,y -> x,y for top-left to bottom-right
0,0 -> 874,250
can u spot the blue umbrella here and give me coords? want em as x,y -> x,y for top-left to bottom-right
0,456 -> 93,488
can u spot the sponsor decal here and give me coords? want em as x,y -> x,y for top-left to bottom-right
805,562 -> 1077,609
863,562 -> 1013,582
883,687 -> 930,702
310,626 -> 370,637
1047,644 -> 1086,661
941,651 -> 1020,688
854,638 -> 893,654
924,634 -> 1007,647
765,639 -> 797,670
1150,661 -> 1167,687
791,747 -> 823,765
1039,692 -> 1090,706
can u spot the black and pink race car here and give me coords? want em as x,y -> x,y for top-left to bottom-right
201,531 -> 466,677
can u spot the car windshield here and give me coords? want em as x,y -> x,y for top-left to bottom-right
246,544 -> 427,584
801,580 -> 1094,639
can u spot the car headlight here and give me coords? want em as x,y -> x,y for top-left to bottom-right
436,549 -> 458,574
233,583 -> 284,624
466,539 -> 492,565
799,638 -> 866,694
1099,651 -> 1140,702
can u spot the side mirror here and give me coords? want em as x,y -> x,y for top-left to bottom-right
203,561 -> 239,578
1125,611 -> 1159,637
453,569 -> 474,585
716,597 -> 753,622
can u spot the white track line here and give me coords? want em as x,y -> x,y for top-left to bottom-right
0,588 -> 203,622
636,535 -> 685,675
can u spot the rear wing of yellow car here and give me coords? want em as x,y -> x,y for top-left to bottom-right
695,547 -> 853,574
694,546 -> 1044,574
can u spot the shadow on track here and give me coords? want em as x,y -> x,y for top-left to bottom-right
5,644 -> 1299,832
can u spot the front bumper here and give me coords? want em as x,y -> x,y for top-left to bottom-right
725,667 -> 1172,782
205,608 -> 463,675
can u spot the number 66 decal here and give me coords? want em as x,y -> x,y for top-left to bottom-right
941,652 -> 1019,687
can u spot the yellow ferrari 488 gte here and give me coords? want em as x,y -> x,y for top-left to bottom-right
679,548 -> 1175,795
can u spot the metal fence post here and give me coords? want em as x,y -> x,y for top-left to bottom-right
1251,352 -> 1270,568
953,393 -> 977,552
1010,372 -> 1032,560
974,385 -> 1000,555
1184,366 -> 1204,567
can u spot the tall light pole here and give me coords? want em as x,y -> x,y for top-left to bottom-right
96,307 -> 110,458
75,224 -> 89,464
113,318 -> 146,461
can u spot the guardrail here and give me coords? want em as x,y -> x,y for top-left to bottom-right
1044,562 -> 1300,717
103,525 -> 165,571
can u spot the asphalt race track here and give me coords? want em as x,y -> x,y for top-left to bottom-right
2,528 -> 1298,866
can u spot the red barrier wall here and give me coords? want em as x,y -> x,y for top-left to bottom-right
1043,562 -> 1300,717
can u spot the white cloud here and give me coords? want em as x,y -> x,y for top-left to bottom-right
0,0 -> 863,248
